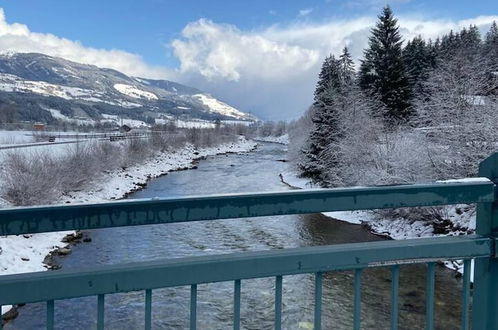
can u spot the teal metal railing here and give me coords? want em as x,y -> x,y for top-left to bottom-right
1,153 -> 498,329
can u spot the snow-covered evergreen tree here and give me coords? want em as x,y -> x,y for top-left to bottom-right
338,46 -> 355,90
299,47 -> 356,184
484,21 -> 498,70
403,36 -> 434,95
459,25 -> 482,58
438,30 -> 460,59
298,55 -> 339,181
359,6 -> 412,126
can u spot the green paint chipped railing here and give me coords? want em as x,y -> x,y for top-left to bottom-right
1,153 -> 498,329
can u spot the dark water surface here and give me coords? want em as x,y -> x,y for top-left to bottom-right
8,143 -> 464,329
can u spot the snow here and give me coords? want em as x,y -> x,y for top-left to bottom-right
155,118 -> 254,128
0,137 -> 256,272
113,83 -> 158,100
154,118 -> 216,128
193,94 -> 254,120
279,168 -> 482,278
62,136 -> 257,203
47,109 -> 95,125
461,95 -> 486,106
257,134 -> 289,144
133,77 -> 150,85
436,177 -> 490,183
0,136 -> 257,316
279,169 -> 316,189
101,114 -> 148,128
322,211 -> 367,225
0,73 -> 141,109
0,232 -> 73,275
221,120 -> 253,126
0,73 -> 94,100
0,130 -> 34,145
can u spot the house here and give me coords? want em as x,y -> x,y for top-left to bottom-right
119,124 -> 132,133
33,123 -> 45,131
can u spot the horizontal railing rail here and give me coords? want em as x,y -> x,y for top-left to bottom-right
1,155 -> 498,330
0,235 -> 490,306
0,180 -> 493,235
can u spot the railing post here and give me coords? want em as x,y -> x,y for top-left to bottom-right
472,153 -> 498,330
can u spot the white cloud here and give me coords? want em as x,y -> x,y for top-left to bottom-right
171,19 -> 320,82
0,7 -> 497,120
171,15 -> 498,120
344,0 -> 413,9
0,9 -> 171,79
298,8 -> 313,17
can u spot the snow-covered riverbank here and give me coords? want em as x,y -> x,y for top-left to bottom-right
279,168 -> 481,277
0,137 -> 257,316
255,134 -> 289,145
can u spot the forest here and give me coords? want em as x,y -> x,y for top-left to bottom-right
290,6 -> 498,195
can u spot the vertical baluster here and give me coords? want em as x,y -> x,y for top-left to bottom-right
46,300 -> 54,330
461,260 -> 471,330
353,269 -> 363,330
190,284 -> 197,330
234,279 -> 241,330
97,294 -> 105,330
314,272 -> 323,330
275,275 -> 283,330
426,263 -> 436,330
145,289 -> 152,330
390,265 -> 400,330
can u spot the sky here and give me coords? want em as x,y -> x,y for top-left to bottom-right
0,1 -> 498,120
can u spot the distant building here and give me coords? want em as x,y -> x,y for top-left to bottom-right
119,124 -> 132,133
33,123 -> 45,131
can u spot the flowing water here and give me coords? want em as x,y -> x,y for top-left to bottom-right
8,142 -> 465,329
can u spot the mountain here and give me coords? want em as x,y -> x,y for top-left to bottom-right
0,52 -> 256,126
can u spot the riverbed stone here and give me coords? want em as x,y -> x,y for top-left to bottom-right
58,247 -> 72,256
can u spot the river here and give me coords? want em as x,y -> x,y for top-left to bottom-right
8,142 -> 465,329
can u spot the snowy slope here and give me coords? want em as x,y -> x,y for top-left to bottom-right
0,73 -> 142,108
0,52 -> 257,124
113,83 -> 158,100
192,94 -> 256,120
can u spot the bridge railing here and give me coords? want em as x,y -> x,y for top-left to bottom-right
1,153 -> 498,329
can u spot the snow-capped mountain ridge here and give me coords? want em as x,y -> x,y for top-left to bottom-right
0,52 -> 257,124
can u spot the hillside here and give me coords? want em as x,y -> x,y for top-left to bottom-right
0,52 -> 257,126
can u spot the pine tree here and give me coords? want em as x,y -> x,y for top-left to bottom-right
338,46 -> 355,90
403,36 -> 434,95
359,6 -> 412,126
459,25 -> 482,58
300,48 -> 356,183
484,21 -> 498,69
299,55 -> 340,181
438,30 -> 460,60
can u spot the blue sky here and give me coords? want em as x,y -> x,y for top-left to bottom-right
3,0 -> 498,67
1,0 -> 498,119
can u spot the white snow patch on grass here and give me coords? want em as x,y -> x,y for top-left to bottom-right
0,74 -> 141,110
0,130 -> 34,145
257,134 -> 289,145
0,73 -> 98,100
113,83 -> 158,100
193,94 -> 253,120
101,114 -> 148,128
